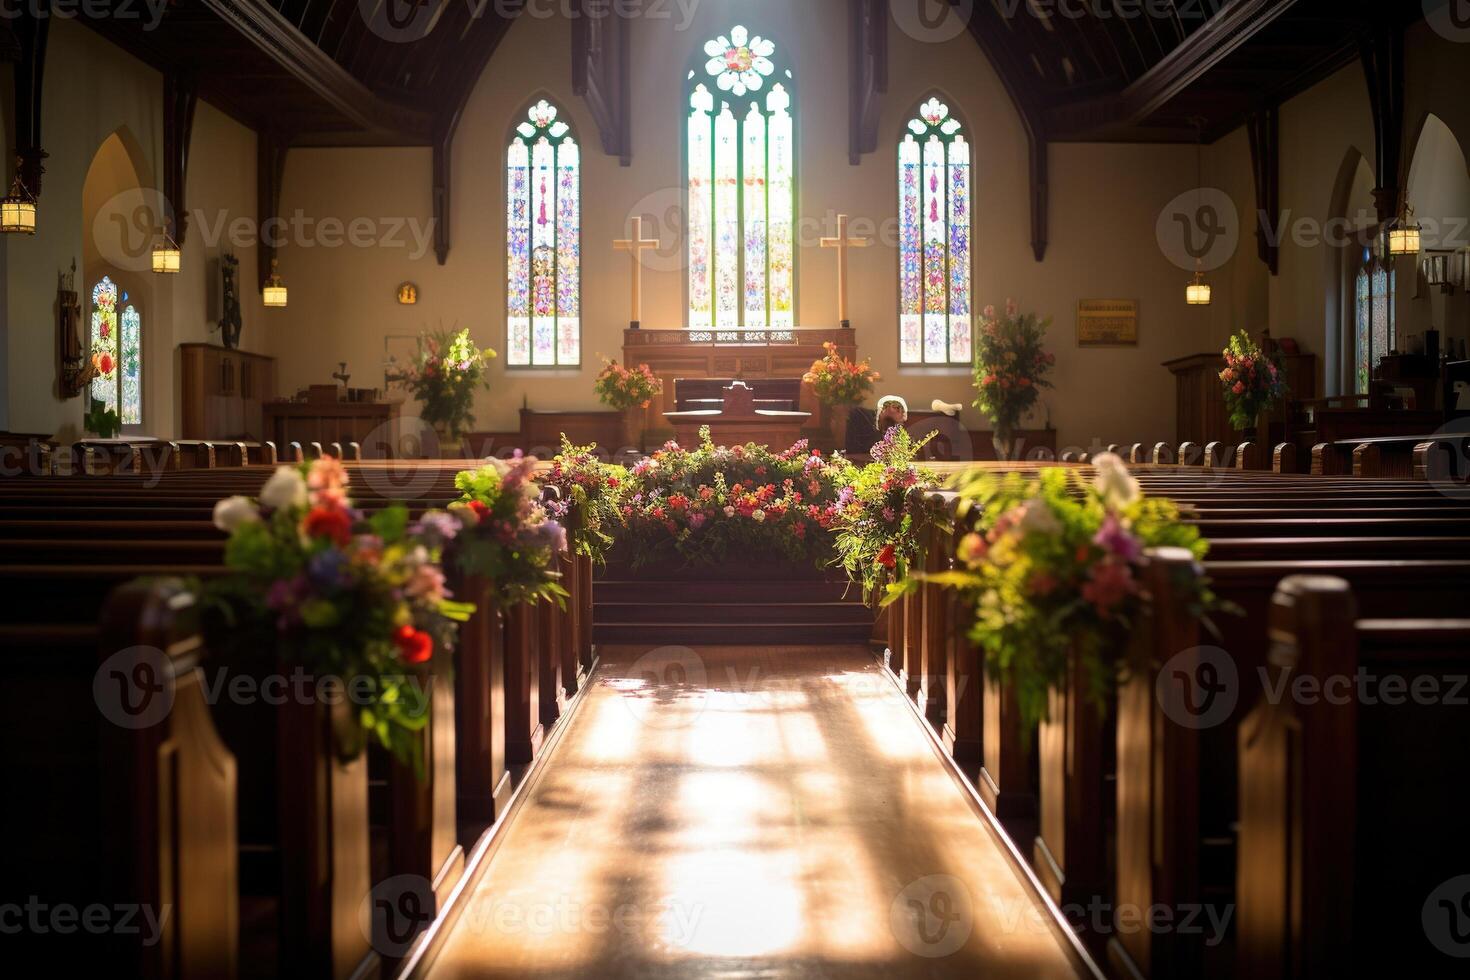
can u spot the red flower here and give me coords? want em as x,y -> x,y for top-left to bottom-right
467,500 -> 491,518
303,505 -> 352,546
394,624 -> 433,664
95,352 -> 115,376
876,544 -> 896,569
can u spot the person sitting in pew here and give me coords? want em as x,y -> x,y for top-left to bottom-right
845,394 -> 907,459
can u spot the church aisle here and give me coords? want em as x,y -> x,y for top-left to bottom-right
426,645 -> 1091,979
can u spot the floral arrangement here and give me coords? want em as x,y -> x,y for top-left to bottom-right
830,425 -> 943,605
802,342 -> 881,408
202,459 -> 473,770
593,358 -> 663,411
449,454 -> 569,608
1219,329 -> 1289,430
539,436 -> 624,564
972,299 -> 1055,449
914,453 -> 1216,730
612,427 -> 853,570
391,327 -> 496,440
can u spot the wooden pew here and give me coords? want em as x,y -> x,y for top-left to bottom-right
1237,575 -> 1470,976
0,578 -> 238,974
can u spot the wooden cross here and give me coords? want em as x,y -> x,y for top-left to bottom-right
613,215 -> 660,329
820,214 -> 872,328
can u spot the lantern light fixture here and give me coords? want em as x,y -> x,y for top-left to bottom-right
0,158 -> 37,235
262,258 -> 288,308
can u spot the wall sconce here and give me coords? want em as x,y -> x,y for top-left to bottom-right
263,258 -> 288,308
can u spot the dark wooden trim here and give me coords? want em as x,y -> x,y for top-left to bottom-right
163,69 -> 199,245
966,9 -> 1049,261
256,131 -> 287,293
572,0 -> 632,165
10,10 -> 47,196
1248,104 -> 1280,275
848,0 -> 887,165
433,131 -> 451,265
1359,19 -> 1406,224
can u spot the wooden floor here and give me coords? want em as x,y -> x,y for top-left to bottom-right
427,645 -> 1088,979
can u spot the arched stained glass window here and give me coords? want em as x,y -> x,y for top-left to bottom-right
899,97 -> 971,365
89,275 -> 142,424
687,25 -> 794,333
1353,248 -> 1395,395
507,99 -> 580,366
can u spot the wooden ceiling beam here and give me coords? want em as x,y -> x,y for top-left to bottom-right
1116,0 -> 1301,123
200,0 -> 432,141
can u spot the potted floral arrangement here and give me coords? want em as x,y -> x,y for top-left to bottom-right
1219,329 -> 1289,432
610,427 -> 852,572
972,299 -> 1055,460
448,453 -> 569,609
802,341 -> 881,451
912,453 -> 1217,729
391,326 -> 496,454
830,425 -> 942,606
202,458 -> 473,771
593,358 -> 663,454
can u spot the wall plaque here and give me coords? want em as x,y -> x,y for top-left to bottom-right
1077,299 -> 1138,346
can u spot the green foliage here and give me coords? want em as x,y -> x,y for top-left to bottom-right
84,398 -> 121,438
540,435 -> 625,564
829,426 -> 943,605
452,456 -> 570,609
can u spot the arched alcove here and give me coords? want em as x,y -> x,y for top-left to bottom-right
82,128 -> 156,433
1404,113 -> 1470,367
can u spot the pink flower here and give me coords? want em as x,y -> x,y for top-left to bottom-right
1082,560 -> 1134,614
1232,381 -> 1245,395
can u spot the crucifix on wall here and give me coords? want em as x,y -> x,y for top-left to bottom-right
820,214 -> 871,328
613,215 -> 659,329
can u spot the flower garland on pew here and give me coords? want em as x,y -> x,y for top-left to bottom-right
203,459 -> 474,771
830,425 -> 944,605
445,453 -> 569,608
899,453 -> 1225,730
611,426 -> 854,570
539,435 -> 625,565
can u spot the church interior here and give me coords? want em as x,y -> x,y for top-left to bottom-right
3,0 -> 1470,976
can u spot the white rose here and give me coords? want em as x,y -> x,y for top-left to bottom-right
723,506 -> 736,517
212,495 -> 259,532
1019,497 -> 1061,535
259,466 -> 307,510
1092,452 -> 1141,509
752,509 -> 766,522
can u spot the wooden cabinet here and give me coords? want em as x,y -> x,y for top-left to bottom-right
180,344 -> 277,442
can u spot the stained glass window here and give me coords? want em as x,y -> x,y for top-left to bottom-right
899,97 -> 971,365
507,99 -> 579,366
688,25 -> 794,330
1353,248 -> 1396,395
89,276 -> 142,424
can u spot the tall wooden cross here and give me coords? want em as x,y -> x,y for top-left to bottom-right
613,215 -> 660,329
820,214 -> 872,328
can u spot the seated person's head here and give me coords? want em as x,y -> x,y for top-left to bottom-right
876,395 -> 907,431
